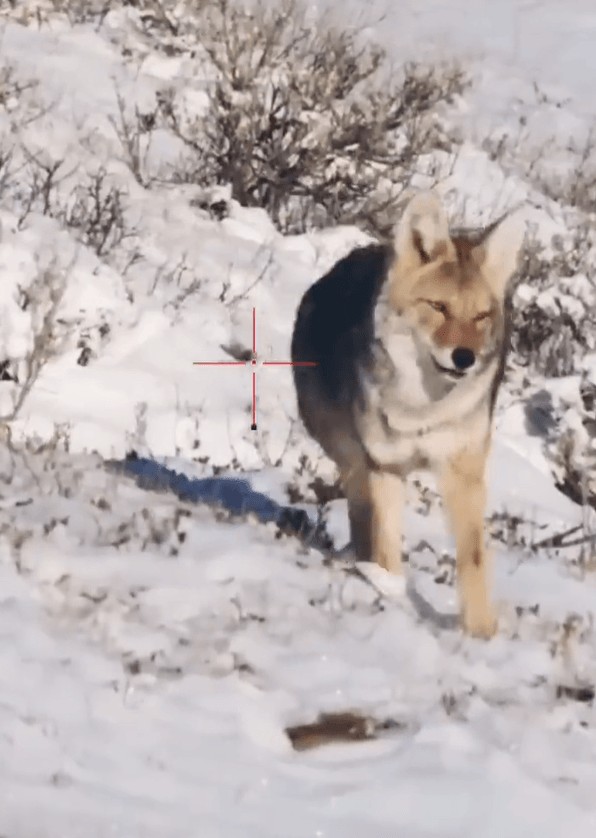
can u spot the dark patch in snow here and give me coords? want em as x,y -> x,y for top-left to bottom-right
0,359 -> 18,382
524,389 -> 558,437
286,711 -> 407,751
556,684 -> 595,704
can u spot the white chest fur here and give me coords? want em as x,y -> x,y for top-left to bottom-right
381,331 -> 433,409
357,381 -> 492,470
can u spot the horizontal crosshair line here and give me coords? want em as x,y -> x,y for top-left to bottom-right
192,361 -> 247,366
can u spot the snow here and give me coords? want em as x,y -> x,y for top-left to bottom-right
347,0 -> 596,121
1,2 -> 596,836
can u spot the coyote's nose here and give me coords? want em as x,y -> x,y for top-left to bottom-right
451,347 -> 475,370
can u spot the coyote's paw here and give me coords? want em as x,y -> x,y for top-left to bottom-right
461,601 -> 498,639
357,562 -> 406,599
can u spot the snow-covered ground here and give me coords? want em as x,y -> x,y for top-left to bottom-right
1,2 -> 596,836
352,0 -> 596,104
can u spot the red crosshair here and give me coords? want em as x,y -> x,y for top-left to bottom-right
193,307 -> 317,430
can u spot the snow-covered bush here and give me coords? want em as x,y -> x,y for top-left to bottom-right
58,170 -> 133,258
3,0 -> 115,26
159,0 -> 467,234
0,259 -> 68,422
508,226 -> 596,510
543,362 -> 596,514
512,228 -> 596,378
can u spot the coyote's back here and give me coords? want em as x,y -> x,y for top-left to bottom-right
291,243 -> 392,472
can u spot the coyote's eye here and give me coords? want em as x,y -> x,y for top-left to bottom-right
473,311 -> 492,322
426,300 -> 447,314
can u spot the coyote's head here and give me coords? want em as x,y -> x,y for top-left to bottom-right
389,192 -> 526,381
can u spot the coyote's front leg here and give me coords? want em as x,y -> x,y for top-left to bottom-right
369,469 -> 404,574
439,443 -> 497,638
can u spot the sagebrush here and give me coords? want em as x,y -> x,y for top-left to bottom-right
159,0 -> 467,235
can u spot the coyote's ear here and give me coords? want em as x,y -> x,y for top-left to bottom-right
474,210 -> 527,298
394,191 -> 452,269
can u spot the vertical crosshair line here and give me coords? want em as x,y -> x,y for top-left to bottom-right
193,306 -> 317,431
251,371 -> 257,430
251,306 -> 258,429
252,306 -> 257,356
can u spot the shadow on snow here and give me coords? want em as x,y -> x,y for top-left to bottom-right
105,451 -> 335,554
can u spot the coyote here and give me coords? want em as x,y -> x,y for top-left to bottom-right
291,192 -> 525,638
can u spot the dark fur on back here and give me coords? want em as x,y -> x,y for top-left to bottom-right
291,244 -> 393,470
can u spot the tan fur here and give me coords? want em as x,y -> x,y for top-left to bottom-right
389,209 -> 509,365
438,439 -> 496,638
369,470 -> 404,573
